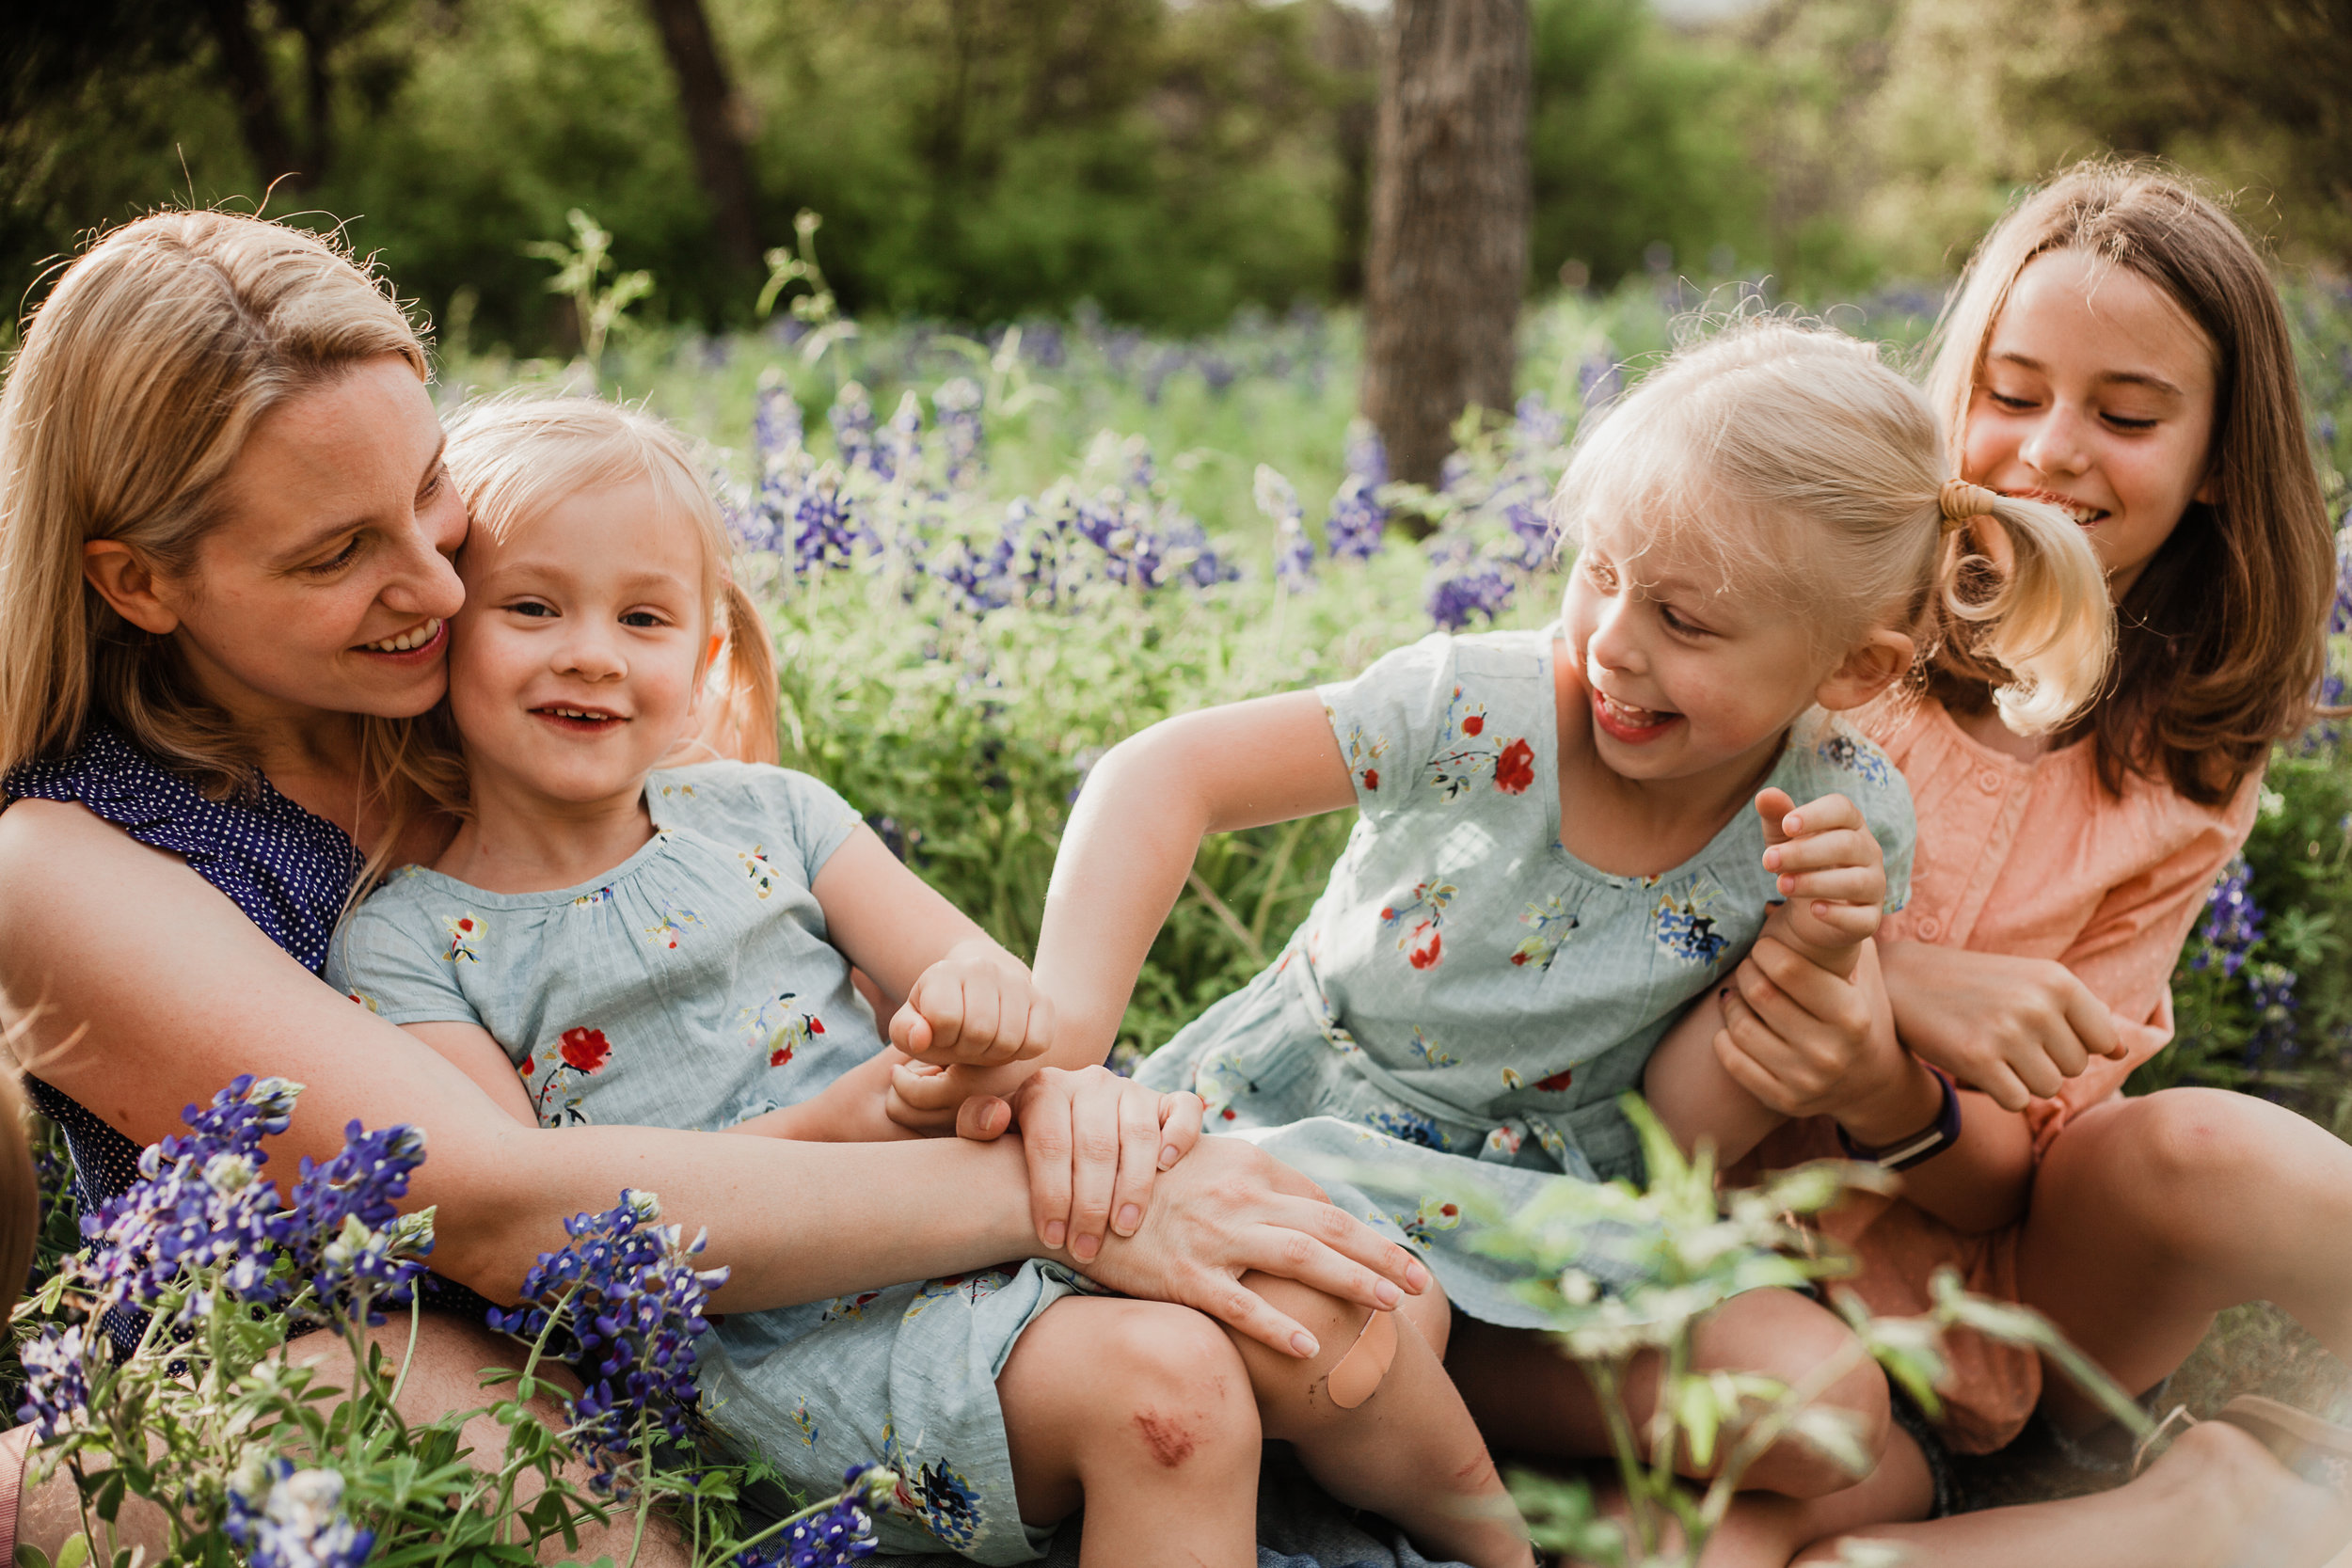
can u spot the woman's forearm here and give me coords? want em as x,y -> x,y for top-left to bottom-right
1878,1089 -> 2035,1234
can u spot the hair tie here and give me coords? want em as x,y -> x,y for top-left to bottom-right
1938,479 -> 2005,533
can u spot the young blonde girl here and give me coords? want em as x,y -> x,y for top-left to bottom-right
975,317 -> 2116,1501
1699,166 -> 2352,1568
325,396 -> 1533,1568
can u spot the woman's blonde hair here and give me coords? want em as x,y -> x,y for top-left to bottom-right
1554,317 -> 2115,735
1926,161 -> 2334,804
438,396 -> 778,772
0,211 -> 437,818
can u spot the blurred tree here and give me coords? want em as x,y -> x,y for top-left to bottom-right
1360,0 -> 1531,493
642,0 -> 764,275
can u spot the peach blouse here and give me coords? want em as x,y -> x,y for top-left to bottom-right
1737,698 -> 2260,1452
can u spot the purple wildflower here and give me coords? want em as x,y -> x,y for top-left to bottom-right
17,1323 -> 91,1442
755,384 -> 805,464
2194,858 -> 2263,978
882,391 -> 924,483
1514,391 -> 1566,455
1504,499 -> 1555,570
1425,557 -> 1516,630
1256,466 -> 1314,593
226,1461 -> 374,1568
277,1121 -> 432,1324
488,1190 -> 729,1497
1577,350 -> 1623,411
934,378 -> 985,487
830,384 -> 876,474
733,1465 -> 891,1568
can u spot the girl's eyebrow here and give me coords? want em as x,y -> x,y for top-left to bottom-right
1988,350 -> 2184,398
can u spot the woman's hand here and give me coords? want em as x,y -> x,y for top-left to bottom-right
1876,940 -> 2125,1110
888,939 -> 1056,1069
1712,936 -> 1920,1132
1073,1132 -> 1428,1358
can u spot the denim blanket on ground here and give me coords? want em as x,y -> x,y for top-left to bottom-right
886,1450 -> 1469,1568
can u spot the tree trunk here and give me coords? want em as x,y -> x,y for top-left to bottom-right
199,0 -> 308,189
641,0 -> 764,275
1360,0 -> 1532,499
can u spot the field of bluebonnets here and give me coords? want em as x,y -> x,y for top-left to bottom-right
16,259 -> 2352,1563
429,271 -> 2352,1113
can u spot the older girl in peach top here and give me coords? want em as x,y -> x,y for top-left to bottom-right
1686,165 -> 2352,1567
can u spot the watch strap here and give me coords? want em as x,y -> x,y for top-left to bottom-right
1836,1064 -> 1961,1171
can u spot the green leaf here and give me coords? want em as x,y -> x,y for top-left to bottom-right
91,1468 -> 125,1524
53,1534 -> 87,1568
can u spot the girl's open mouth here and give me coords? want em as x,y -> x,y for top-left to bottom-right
1591,687 -> 1679,744
532,705 -> 628,734
2009,488 -> 2110,528
355,617 -> 446,660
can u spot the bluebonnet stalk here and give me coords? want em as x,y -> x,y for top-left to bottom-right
1514,391 -> 1566,455
1164,516 -> 1240,588
1256,466 -> 1314,593
1578,349 -> 1624,410
732,1464 -> 893,1568
488,1190 -> 729,1497
278,1121 -> 431,1324
1425,557 -> 1516,630
934,378 -> 985,488
882,391 -> 924,483
2329,519 -> 2352,634
2194,858 -> 2263,978
755,383 -> 805,465
830,384 -> 876,474
16,1323 -> 91,1441
1344,421 -> 1388,492
1503,500 -> 1555,571
787,472 -> 869,574
226,1460 -> 374,1568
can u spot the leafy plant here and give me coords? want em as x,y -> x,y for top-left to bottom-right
1465,1098 -> 2149,1568
526,209 -> 655,369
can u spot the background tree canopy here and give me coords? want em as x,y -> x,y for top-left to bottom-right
4,0 -> 2345,352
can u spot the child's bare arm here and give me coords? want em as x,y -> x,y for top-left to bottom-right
402,1021 -> 539,1126
1644,988 -> 1785,1165
730,1049 -> 921,1142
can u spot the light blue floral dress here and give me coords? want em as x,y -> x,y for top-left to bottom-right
1137,627 -> 1915,1327
326,760 -> 1083,1563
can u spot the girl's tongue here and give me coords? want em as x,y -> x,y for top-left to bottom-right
1591,686 -> 1679,743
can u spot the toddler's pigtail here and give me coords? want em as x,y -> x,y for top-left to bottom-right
704,578 -> 781,766
1932,479 -> 2115,734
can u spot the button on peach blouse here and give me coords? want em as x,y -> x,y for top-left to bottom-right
1739,698 -> 2260,1453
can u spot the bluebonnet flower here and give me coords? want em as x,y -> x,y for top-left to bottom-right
278,1122 -> 432,1323
1196,353 -> 1236,395
1425,557 -> 1515,630
1163,516 -> 1240,588
2329,520 -> 2352,634
944,526 -> 1018,612
934,378 -> 985,488
2246,962 -> 2301,1068
1514,391 -> 1566,454
755,383 -> 805,464
787,471 -> 870,573
226,1461 -> 374,1568
1437,451 -> 1472,496
17,1323 -> 91,1442
732,1465 -> 890,1568
882,391 -> 924,483
1256,466 -> 1314,593
1577,349 -> 1623,410
1503,500 -> 1555,570
2194,858 -> 2263,978
489,1190 -> 729,1497
76,1075 -> 299,1315
1344,421 -> 1389,491
830,384 -> 876,473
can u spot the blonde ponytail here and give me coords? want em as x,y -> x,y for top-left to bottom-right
1931,482 -> 2114,735
704,578 -> 780,765
1551,317 -> 2117,730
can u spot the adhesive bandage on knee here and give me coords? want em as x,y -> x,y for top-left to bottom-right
1325,1306 -> 1399,1409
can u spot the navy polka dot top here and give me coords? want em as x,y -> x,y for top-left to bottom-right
6,724 -> 488,1350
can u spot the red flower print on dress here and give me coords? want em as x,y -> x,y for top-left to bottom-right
1534,1067 -> 1574,1092
561,1027 -> 612,1073
1362,768 -> 1379,791
1329,705 -> 1390,796
1493,738 -> 1534,795
1408,931 -> 1443,969
1426,685 -> 1533,800
1379,878 -> 1456,971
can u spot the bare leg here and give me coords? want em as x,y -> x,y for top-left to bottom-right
1793,1420 -> 2352,1568
16,1311 -> 687,1567
1449,1287 -> 1892,1499
2014,1089 -> 2352,1431
1231,1271 -> 1534,1568
998,1296 -> 1263,1568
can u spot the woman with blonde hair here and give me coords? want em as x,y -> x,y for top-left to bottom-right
0,209 -> 1427,1562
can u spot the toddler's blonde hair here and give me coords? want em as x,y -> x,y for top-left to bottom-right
1553,318 -> 2114,734
439,396 -> 778,768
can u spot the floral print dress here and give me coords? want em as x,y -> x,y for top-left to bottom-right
327,760 -> 1085,1564
1136,628 -> 1915,1327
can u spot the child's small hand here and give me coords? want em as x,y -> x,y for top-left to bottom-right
888,942 -> 1056,1069
1756,787 -> 1884,979
885,1059 -> 1019,1138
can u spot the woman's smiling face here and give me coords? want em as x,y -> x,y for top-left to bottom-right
1963,248 -> 2220,600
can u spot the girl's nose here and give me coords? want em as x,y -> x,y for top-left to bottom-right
2018,404 -> 2090,479
555,626 -> 628,682
1585,595 -> 1645,675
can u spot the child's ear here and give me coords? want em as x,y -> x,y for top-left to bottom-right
82,540 -> 180,635
1816,628 -> 1913,713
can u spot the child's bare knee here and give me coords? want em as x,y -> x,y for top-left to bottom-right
1228,1271 -> 1404,1433
1084,1302 -> 1262,1473
1692,1289 -> 1889,1498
